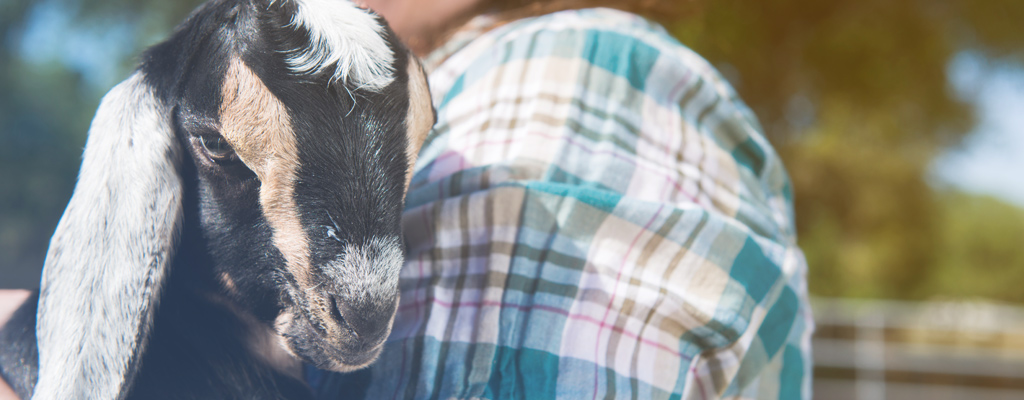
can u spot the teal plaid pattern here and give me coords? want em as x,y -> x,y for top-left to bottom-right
310,8 -> 813,399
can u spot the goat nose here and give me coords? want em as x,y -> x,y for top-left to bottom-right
329,295 -> 394,342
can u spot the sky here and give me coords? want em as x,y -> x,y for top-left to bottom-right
933,52 -> 1024,208
15,0 -> 135,88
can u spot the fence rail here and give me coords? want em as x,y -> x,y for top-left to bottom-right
811,297 -> 1024,400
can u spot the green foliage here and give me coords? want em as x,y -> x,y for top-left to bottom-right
781,114 -> 939,299
929,192 -> 1024,302
0,2 -> 90,287
0,58 -> 96,287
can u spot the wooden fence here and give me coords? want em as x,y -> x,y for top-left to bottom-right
812,297 -> 1024,400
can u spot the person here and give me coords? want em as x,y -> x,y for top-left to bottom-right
1,0 -> 813,398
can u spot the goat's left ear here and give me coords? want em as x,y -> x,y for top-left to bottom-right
32,72 -> 182,400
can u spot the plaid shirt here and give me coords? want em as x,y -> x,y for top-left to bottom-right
311,8 -> 813,400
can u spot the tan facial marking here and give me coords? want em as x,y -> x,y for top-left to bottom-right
220,56 -> 311,287
219,272 -> 239,295
404,56 -> 435,191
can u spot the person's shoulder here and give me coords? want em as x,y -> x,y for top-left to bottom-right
510,8 -> 660,33
430,8 -> 694,103
490,8 -> 736,95
491,8 -> 682,56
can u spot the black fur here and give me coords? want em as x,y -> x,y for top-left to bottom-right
0,0 -> 418,397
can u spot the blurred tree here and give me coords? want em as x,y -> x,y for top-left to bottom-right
0,0 -> 201,288
670,0 -> 1024,300
1,0 -> 94,288
930,192 -> 1024,303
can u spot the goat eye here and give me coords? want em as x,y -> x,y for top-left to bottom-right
198,134 -> 237,162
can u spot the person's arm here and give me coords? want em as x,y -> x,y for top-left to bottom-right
0,290 -> 32,400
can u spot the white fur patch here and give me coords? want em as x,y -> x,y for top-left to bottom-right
317,237 -> 402,372
33,73 -> 180,400
277,0 -> 395,90
329,237 -> 404,304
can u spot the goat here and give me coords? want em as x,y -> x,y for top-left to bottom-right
0,0 -> 434,398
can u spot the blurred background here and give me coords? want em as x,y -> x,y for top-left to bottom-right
1,0 -> 1022,398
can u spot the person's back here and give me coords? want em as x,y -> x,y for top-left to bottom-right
308,3 -> 813,399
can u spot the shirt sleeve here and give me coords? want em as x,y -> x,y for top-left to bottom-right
310,8 -> 813,400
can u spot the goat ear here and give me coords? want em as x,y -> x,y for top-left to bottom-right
403,55 -> 434,191
32,72 -> 182,400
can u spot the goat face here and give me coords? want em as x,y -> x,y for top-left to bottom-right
158,0 -> 433,372
33,0 -> 433,397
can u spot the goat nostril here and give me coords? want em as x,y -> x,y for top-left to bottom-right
328,295 -> 358,338
327,296 -> 344,323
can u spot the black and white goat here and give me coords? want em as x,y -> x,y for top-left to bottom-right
0,0 -> 433,398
